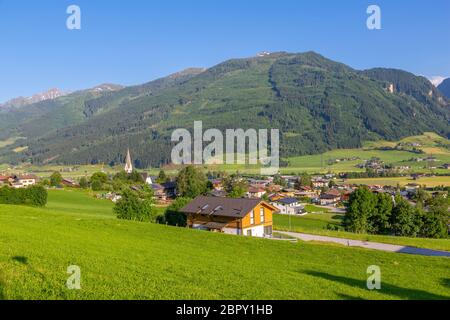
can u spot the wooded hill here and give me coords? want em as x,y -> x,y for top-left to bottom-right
0,52 -> 449,168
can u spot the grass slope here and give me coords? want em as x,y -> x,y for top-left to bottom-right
0,191 -> 449,300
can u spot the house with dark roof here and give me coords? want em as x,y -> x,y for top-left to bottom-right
180,196 -> 279,237
319,189 -> 342,206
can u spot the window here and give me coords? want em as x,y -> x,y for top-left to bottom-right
264,226 -> 273,236
250,210 -> 255,225
260,207 -> 265,223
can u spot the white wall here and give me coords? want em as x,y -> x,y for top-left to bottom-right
243,225 -> 265,238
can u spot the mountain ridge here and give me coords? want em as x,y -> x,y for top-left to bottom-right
438,78 -> 450,99
0,51 -> 449,168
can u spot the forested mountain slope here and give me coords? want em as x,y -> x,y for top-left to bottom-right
0,52 -> 448,168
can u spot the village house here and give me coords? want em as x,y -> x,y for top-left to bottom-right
312,179 -> 329,189
0,175 -> 11,186
266,184 -> 283,193
319,189 -> 342,206
246,186 -> 266,199
62,178 -> 79,188
211,179 -> 223,191
140,172 -> 154,185
208,189 -> 228,198
181,196 -> 278,237
297,186 -> 318,199
2,175 -> 38,189
271,197 -> 305,215
151,181 -> 177,202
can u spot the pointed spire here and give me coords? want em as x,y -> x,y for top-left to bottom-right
124,149 -> 133,174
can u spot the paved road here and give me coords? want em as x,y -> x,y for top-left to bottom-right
277,231 -> 450,258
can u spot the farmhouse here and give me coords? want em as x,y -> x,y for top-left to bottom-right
181,196 -> 278,237
1,175 -> 38,189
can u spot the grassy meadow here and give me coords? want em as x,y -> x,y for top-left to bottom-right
0,190 -> 449,300
273,214 -> 450,252
285,132 -> 450,174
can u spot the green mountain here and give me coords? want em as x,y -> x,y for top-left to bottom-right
438,78 -> 450,99
0,52 -> 449,168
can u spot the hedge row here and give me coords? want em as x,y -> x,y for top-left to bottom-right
0,185 -> 48,207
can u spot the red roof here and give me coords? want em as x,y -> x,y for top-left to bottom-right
18,175 -> 37,180
248,187 -> 265,193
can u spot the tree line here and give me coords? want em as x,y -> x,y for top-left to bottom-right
345,187 -> 449,239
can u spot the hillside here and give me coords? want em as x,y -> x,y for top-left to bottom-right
0,190 -> 449,300
438,78 -> 450,98
0,52 -> 449,168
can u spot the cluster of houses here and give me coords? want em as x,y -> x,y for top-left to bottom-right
0,174 -> 37,189
208,174 -> 352,212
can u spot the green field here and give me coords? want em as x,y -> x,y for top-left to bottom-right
0,190 -> 449,300
343,176 -> 450,187
285,133 -> 450,174
273,214 -> 450,252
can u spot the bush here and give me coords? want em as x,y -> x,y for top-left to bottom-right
91,180 -> 103,191
79,177 -> 89,189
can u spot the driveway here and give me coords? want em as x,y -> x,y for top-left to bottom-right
277,231 -> 450,258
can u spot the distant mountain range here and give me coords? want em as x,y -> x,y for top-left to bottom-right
0,88 -> 68,110
438,78 -> 450,99
0,52 -> 449,168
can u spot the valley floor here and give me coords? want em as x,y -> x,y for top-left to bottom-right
0,190 -> 449,300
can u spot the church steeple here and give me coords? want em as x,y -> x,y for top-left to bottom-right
124,149 -> 133,174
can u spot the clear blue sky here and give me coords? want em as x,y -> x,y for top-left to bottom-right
0,0 -> 449,102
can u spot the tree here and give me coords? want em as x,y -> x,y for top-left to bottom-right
90,172 -> 109,191
345,187 -> 377,233
157,170 -> 168,184
420,212 -> 448,239
223,175 -> 248,198
129,170 -> 144,183
163,197 -> 191,227
50,172 -> 63,187
79,177 -> 89,189
295,173 -> 312,189
176,166 -> 208,198
90,172 -> 108,184
328,180 -> 337,188
372,193 -> 393,234
273,174 -> 286,187
114,189 -> 155,222
390,196 -> 421,237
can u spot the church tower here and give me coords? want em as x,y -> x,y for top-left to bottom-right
124,149 -> 133,174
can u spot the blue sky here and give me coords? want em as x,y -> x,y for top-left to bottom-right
0,0 -> 449,102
